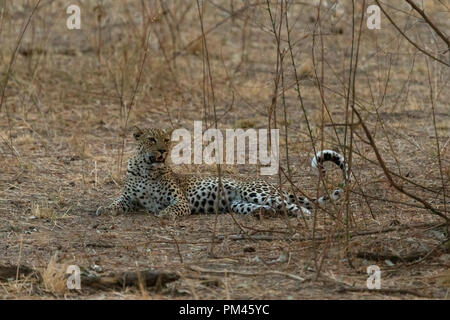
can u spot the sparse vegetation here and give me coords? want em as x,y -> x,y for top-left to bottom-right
40,254 -> 68,295
30,201 -> 58,220
0,0 -> 448,299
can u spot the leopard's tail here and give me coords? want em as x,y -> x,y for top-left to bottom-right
302,150 -> 350,209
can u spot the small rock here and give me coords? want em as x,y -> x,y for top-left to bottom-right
384,259 -> 395,266
268,251 -> 289,264
251,256 -> 261,263
429,230 -> 446,241
90,264 -> 103,273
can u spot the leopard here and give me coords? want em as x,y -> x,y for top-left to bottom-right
96,127 -> 350,218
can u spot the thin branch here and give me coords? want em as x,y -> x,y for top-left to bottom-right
404,0 -> 449,49
374,0 -> 449,67
351,105 -> 449,222
0,0 -> 42,113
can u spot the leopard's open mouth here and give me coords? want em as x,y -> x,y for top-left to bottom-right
146,154 -> 166,163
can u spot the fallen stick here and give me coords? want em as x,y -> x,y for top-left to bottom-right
0,264 -> 35,281
220,222 -> 442,242
187,265 -> 305,282
322,276 -> 430,298
355,250 -> 429,263
336,285 -> 429,298
0,264 -> 179,290
80,269 -> 180,289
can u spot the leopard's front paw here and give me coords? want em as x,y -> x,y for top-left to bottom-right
155,209 -> 174,219
156,207 -> 185,220
154,211 -> 166,218
96,206 -> 122,217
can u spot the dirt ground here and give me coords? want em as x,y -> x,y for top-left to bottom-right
0,1 -> 449,299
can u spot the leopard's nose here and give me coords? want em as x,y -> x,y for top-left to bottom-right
158,149 -> 167,154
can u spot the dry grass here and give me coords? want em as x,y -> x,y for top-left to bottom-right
0,0 -> 449,299
30,201 -> 57,220
40,254 -> 68,295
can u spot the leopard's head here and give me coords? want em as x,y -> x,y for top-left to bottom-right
133,127 -> 172,163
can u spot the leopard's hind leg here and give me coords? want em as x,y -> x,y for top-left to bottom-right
239,187 -> 311,217
229,200 -> 272,215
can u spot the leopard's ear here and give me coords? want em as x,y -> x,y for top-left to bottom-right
133,126 -> 144,140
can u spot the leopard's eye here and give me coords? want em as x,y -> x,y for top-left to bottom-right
164,138 -> 170,143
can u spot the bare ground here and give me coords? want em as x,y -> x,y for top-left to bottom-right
0,0 -> 449,299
